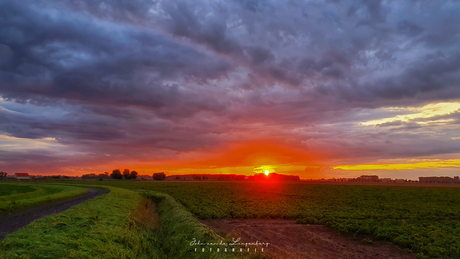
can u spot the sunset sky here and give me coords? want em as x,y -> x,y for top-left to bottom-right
1,0 -> 460,179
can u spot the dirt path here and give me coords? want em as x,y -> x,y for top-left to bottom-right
201,219 -> 417,259
0,187 -> 109,240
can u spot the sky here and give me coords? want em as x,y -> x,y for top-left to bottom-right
1,0 -> 460,179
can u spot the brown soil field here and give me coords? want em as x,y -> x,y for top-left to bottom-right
201,219 -> 417,259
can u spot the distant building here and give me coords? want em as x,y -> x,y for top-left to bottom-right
380,178 -> 392,183
82,173 -> 110,180
166,175 -> 195,181
14,173 -> 30,180
137,175 -> 153,180
333,178 -> 352,182
419,176 -> 459,184
164,174 -> 247,181
164,173 -> 296,181
356,175 -> 379,182
394,179 -> 406,183
248,173 -> 300,182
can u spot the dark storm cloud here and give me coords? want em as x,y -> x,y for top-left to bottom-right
363,52 -> 460,101
0,149 -> 67,165
245,46 -> 274,65
1,0 -> 460,172
162,2 -> 242,54
397,20 -> 424,36
0,104 -> 128,141
0,0 -> 231,110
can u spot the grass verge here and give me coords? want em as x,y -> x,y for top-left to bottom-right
0,182 -> 88,212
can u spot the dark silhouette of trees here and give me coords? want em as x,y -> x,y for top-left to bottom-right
123,169 -> 131,179
0,171 -> 7,180
111,169 -> 123,179
130,171 -> 138,180
153,172 -> 166,181
109,169 -> 139,180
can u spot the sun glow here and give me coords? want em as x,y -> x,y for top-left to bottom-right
253,165 -> 276,175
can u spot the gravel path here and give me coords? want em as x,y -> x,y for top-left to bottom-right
0,187 -> 109,240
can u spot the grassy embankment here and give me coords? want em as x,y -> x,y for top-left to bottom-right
0,184 -> 268,259
0,182 -> 88,212
142,191 -> 268,259
62,180 -> 460,258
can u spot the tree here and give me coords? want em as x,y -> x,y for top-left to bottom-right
123,169 -> 131,179
153,172 -> 166,181
111,169 -> 123,179
130,171 -> 138,180
0,171 -> 7,180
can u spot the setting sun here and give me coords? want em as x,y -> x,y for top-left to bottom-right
265,170 -> 269,176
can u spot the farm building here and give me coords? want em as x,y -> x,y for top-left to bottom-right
14,173 -> 30,180
419,176 -> 459,183
380,178 -> 392,183
356,175 -> 379,182
165,175 -> 195,181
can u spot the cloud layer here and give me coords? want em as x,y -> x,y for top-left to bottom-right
1,0 -> 460,177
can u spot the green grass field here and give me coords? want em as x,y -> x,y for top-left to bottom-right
0,184 -> 36,196
0,182 -> 88,212
62,180 -> 460,258
2,180 -> 459,258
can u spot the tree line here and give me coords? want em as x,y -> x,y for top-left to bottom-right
110,169 -> 138,180
108,170 -> 166,181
